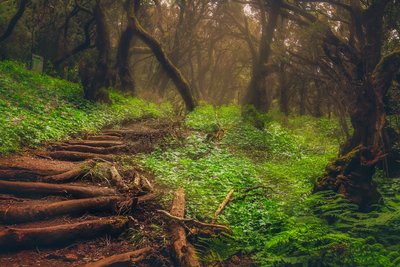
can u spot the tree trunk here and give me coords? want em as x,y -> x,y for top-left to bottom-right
242,0 -> 280,112
116,26 -> 136,93
126,2 -> 196,111
278,62 -> 289,115
83,0 -> 112,102
115,0 -> 141,93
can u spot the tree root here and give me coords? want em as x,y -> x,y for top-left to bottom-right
0,196 -> 124,224
65,140 -> 124,147
53,144 -> 127,154
83,246 -> 152,267
0,217 -> 128,251
86,135 -> 122,141
0,180 -> 116,198
109,166 -> 129,192
44,151 -> 114,162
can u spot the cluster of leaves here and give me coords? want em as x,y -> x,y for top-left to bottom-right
141,104 -> 400,266
0,61 -> 170,154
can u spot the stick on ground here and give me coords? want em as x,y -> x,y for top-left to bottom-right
212,189 -> 234,224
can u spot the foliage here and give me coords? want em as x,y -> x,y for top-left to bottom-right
141,104 -> 400,266
0,60 -> 170,154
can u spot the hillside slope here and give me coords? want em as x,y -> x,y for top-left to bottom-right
0,61 -> 169,154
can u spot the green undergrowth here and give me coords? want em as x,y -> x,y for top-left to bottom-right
141,105 -> 400,266
0,61 -> 171,154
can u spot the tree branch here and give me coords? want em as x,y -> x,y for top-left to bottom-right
0,0 -> 30,43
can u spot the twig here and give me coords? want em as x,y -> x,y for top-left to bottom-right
156,209 -> 231,233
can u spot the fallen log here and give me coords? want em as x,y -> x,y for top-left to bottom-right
65,140 -> 124,147
0,196 -> 123,224
86,135 -> 122,141
54,144 -> 127,154
0,217 -> 128,251
83,246 -> 152,267
44,151 -> 114,162
0,180 -> 116,198
169,188 -> 201,267
109,166 -> 129,192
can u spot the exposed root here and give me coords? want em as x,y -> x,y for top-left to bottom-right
65,140 -> 124,147
109,166 -> 129,192
83,247 -> 152,267
0,217 -> 128,251
0,156 -> 77,180
44,151 -> 114,162
41,163 -> 93,183
53,144 -> 127,154
0,180 -> 116,198
86,135 -> 122,141
0,196 -> 124,224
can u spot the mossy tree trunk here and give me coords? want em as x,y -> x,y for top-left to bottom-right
283,0 -> 400,208
315,14 -> 400,209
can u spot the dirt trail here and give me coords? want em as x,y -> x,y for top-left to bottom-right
0,119 -> 176,266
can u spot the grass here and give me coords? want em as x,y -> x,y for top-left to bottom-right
140,105 -> 400,266
0,61 -> 171,154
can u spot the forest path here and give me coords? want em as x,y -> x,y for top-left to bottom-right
0,118 -> 177,266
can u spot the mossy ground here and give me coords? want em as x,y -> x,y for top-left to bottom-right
0,61 -> 171,155
140,105 -> 400,266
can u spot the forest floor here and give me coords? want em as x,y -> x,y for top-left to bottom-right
0,118 -> 189,267
1,62 -> 400,266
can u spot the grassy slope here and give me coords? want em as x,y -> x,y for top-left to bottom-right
0,61 -> 170,154
141,105 -> 400,266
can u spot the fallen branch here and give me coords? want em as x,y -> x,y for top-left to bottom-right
157,209 -> 231,233
168,188 -> 201,267
83,246 -> 152,267
212,189 -> 234,224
